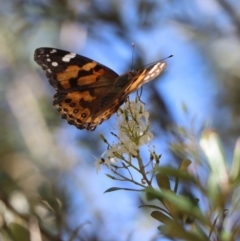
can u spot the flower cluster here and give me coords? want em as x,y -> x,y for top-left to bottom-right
95,96 -> 154,173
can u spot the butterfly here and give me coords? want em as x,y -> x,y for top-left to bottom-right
34,47 -> 166,131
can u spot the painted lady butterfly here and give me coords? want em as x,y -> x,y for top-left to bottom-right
34,48 -> 166,130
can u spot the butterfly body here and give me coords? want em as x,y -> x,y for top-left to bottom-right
34,48 -> 166,130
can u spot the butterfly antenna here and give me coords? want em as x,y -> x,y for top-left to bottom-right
144,54 -> 174,67
131,42 -> 135,70
131,43 -> 143,97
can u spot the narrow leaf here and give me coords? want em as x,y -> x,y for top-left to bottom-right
200,129 -> 228,195
230,137 -> 240,181
178,159 -> 192,172
104,187 -> 143,193
151,210 -> 173,224
105,174 -> 117,180
139,204 -> 169,214
156,173 -> 170,190
146,188 -> 206,224
174,159 -> 192,193
159,222 -> 207,241
157,167 -> 196,183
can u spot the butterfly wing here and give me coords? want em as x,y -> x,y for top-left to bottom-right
34,48 -> 120,130
114,62 -> 167,103
34,48 -> 167,130
87,62 -> 167,128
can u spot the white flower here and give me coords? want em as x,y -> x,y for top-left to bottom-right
94,158 -> 103,173
124,141 -> 138,156
93,151 -> 107,173
143,111 -> 150,124
107,143 -> 123,157
103,158 -> 111,168
139,131 -> 154,145
94,151 -> 120,173
97,96 -> 155,172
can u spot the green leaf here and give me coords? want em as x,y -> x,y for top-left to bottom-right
159,222 -> 207,241
104,187 -> 143,193
155,174 -> 176,217
157,167 -> 196,182
151,211 -> 173,224
230,137 -> 240,181
174,159 -> 192,193
139,204 -> 169,214
178,159 -> 192,172
146,188 -> 207,224
105,174 -> 117,180
200,129 -> 228,199
9,222 -> 30,241
99,134 -> 107,143
156,173 -> 170,190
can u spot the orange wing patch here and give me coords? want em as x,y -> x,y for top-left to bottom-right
57,63 -> 109,88
81,61 -> 97,71
57,65 -> 81,89
65,91 -> 96,102
76,70 -> 107,86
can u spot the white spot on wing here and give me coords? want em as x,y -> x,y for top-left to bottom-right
52,62 -> 58,67
142,62 -> 166,84
144,75 -> 150,81
47,58 -> 51,62
148,63 -> 159,74
50,49 -> 57,53
62,53 -> 76,62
